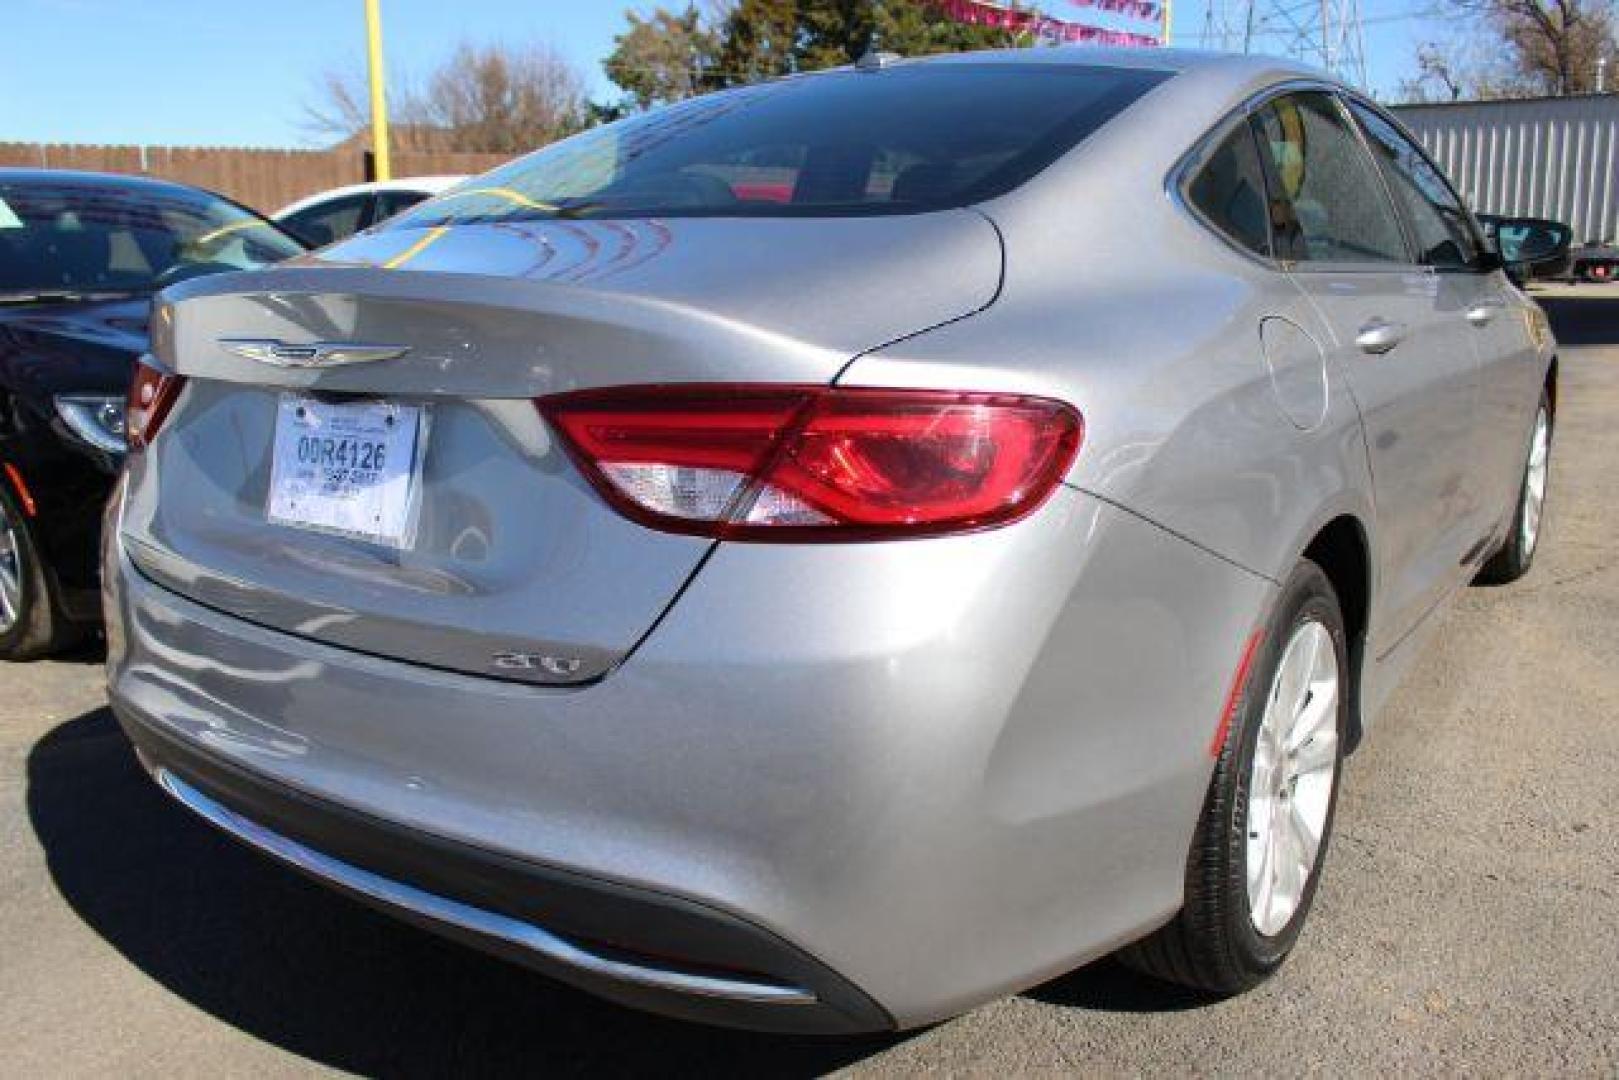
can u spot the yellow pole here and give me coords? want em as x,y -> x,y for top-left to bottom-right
1162,0 -> 1173,45
364,0 -> 391,181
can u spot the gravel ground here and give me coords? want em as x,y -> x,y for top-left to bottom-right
1,287 -> 1615,1077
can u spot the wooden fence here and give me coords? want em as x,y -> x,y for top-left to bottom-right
0,143 -> 511,214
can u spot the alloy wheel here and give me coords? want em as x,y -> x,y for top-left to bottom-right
1245,619 -> 1340,937
0,495 -> 23,634
1521,406 -> 1550,557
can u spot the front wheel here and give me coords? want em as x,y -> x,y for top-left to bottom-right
1120,559 -> 1348,993
0,480 -> 77,661
1476,392 -> 1551,585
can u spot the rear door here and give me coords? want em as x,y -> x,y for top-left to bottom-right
1345,97 -> 1539,527
1252,90 -> 1485,653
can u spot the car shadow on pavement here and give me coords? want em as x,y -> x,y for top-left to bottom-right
27,708 -> 1215,1073
26,708 -> 906,1077
1024,959 -> 1221,1014
39,638 -> 107,665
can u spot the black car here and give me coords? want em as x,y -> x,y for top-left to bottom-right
0,169 -> 305,659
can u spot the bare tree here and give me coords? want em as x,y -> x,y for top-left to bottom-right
1398,35 -> 1523,101
301,65 -> 375,145
416,42 -> 589,152
1489,0 -> 1617,93
303,41 -> 589,153
1420,0 -> 1619,97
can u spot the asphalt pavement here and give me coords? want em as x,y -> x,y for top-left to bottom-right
2,286 -> 1616,1077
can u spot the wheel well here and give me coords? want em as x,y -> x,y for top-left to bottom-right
1303,516 -> 1370,752
1545,357 -> 1558,421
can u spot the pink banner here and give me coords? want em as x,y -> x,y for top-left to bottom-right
930,0 -> 1162,46
1070,0 -> 1162,23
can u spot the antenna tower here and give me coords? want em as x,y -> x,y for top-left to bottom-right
1199,0 -> 1368,86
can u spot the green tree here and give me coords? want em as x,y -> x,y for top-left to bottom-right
717,0 -> 801,83
798,0 -> 875,69
800,0 -> 1026,68
603,0 -> 1037,106
874,0 -> 1028,55
603,5 -> 722,110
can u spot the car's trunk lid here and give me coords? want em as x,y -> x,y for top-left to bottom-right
120,213 -> 1001,683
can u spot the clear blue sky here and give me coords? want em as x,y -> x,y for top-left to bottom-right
0,0 -> 1442,148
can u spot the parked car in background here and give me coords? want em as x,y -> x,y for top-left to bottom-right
0,169 -> 304,659
1570,238 -> 1618,283
107,50 -> 1557,1033
274,176 -> 465,247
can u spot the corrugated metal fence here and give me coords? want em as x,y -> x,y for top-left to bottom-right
1391,95 -> 1619,244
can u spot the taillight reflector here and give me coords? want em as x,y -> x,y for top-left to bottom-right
539,384 -> 1082,541
1210,630 -> 1265,758
2,461 -> 36,517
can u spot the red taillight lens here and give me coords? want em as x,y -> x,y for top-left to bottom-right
126,361 -> 186,452
540,385 -> 1082,540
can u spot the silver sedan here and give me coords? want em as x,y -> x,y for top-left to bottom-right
104,47 -> 1556,1033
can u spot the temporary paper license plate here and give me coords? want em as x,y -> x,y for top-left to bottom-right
267,395 -> 425,547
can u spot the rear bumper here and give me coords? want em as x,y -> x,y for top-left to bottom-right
105,486 -> 1276,1028
119,706 -> 888,1033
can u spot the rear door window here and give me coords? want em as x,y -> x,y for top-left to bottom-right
374,189 -> 431,221
1250,92 -> 1409,266
281,192 -> 371,247
1346,100 -> 1482,270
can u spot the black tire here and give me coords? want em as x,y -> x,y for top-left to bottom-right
1476,391 -> 1551,586
1119,559 -> 1348,993
0,481 -> 78,661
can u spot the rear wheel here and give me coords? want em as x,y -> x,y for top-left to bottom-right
0,481 -> 76,661
1120,560 -> 1347,992
1477,393 -> 1551,585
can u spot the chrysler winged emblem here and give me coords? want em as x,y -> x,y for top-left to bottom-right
218,338 -> 411,368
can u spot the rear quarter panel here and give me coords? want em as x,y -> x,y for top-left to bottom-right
840,65 -> 1378,597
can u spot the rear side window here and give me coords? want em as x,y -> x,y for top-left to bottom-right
391,64 -> 1170,224
281,193 -> 370,247
374,189 -> 430,221
1347,101 -> 1482,270
1250,93 -> 1408,265
1184,119 -> 1271,258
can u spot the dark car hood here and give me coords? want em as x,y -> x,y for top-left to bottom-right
0,296 -> 150,397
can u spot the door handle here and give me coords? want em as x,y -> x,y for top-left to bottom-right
1355,318 -> 1405,355
1466,298 -> 1507,326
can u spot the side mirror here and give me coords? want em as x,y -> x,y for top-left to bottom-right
1479,215 -> 1572,283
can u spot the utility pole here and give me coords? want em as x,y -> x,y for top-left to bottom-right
364,0 -> 391,181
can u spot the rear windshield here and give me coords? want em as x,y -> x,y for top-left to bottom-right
392,63 -> 1169,225
0,179 -> 304,299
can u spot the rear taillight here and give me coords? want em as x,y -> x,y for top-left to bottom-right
126,361 -> 186,452
540,385 -> 1082,540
